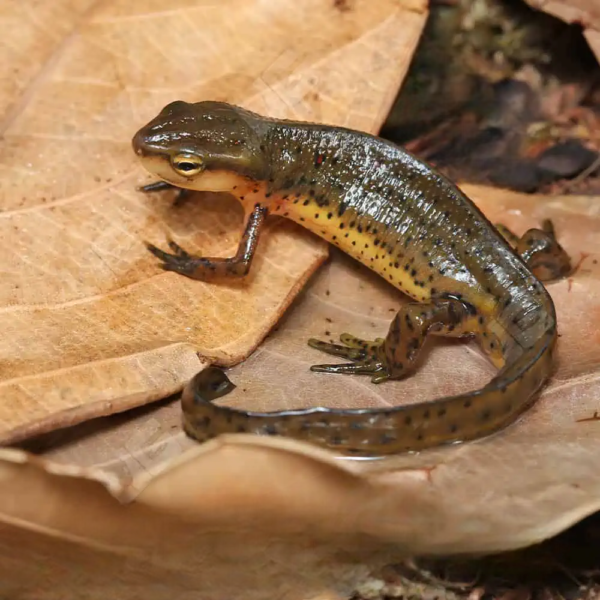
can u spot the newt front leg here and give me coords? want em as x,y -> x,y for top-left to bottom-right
139,180 -> 194,206
146,203 -> 268,280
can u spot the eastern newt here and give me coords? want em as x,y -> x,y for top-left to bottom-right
132,100 -> 571,456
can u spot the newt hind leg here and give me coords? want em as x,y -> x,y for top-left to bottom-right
496,219 -> 571,281
308,299 -> 472,384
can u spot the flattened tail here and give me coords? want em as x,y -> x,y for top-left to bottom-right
181,324 -> 557,457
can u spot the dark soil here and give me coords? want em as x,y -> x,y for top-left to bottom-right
381,0 -> 600,195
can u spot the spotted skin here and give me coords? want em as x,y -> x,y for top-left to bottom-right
132,100 -> 572,456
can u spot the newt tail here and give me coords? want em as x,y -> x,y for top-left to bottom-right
132,100 -> 572,456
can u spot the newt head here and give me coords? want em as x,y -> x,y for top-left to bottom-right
132,100 -> 269,192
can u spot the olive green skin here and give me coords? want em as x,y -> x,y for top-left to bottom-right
133,101 -> 571,456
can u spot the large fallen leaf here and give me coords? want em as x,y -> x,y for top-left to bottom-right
25,181 -> 600,508
3,2 -> 600,599
2,185 -> 599,600
0,0 -> 424,444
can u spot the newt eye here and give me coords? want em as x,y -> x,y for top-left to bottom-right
171,153 -> 204,176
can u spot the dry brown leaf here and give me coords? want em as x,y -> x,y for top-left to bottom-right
3,2 -> 600,599
28,185 -> 600,544
2,185 -> 599,598
0,449 -> 404,600
0,0 -> 424,444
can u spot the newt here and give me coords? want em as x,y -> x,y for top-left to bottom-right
132,100 -> 571,456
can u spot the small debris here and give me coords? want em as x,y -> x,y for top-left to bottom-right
536,140 -> 599,179
487,158 -> 554,193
